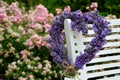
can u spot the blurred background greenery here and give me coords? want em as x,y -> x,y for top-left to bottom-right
4,0 -> 120,17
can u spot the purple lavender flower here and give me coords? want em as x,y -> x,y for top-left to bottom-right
48,10 -> 111,70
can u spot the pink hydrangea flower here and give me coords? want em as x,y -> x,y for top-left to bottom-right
36,4 -> 48,14
24,39 -> 34,49
44,24 -> 51,32
43,24 -> 51,28
86,2 -> 98,11
20,78 -> 26,80
38,63 -> 42,69
0,13 -> 7,22
64,6 -> 71,12
22,54 -> 27,59
86,6 -> 90,10
35,41 -> 42,47
31,35 -> 43,46
41,41 -> 46,46
9,2 -> 22,23
20,50 -> 26,55
91,2 -> 98,8
48,13 -> 54,19
56,8 -> 62,14
36,24 -> 43,32
29,74 -> 34,79
34,16 -> 46,22
33,4 -> 48,22
28,40 -> 33,46
31,34 -> 39,41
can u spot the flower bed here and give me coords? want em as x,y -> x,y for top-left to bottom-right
0,1 -> 64,80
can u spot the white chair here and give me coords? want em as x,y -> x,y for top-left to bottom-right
64,19 -> 120,80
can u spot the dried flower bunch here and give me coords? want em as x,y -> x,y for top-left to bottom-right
48,9 -> 111,77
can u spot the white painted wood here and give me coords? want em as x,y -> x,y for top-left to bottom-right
90,55 -> 120,63
108,19 -> 120,26
87,69 -> 120,78
83,34 -> 120,42
103,41 -> 120,47
64,77 -> 74,80
96,48 -> 120,55
97,76 -> 120,80
87,27 -> 120,35
111,27 -> 120,32
64,19 -> 85,65
86,62 -> 120,71
106,34 -> 120,40
64,19 -> 87,80
64,19 -> 120,80
64,19 -> 75,65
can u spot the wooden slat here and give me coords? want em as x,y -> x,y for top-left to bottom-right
111,27 -> 120,33
86,19 -> 120,35
83,40 -> 120,47
108,19 -> 120,26
83,34 -> 120,42
97,48 -> 120,55
87,30 -> 94,35
89,55 -> 120,63
106,34 -> 120,40
64,78 -> 73,80
103,42 -> 120,47
87,27 -> 120,35
87,69 -> 120,78
97,76 -> 120,80
86,62 -> 120,71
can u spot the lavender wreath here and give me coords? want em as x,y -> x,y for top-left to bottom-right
48,10 -> 111,76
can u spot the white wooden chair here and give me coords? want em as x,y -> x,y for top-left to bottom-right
64,19 -> 120,80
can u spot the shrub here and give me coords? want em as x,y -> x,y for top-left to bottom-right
0,1 -> 64,80
4,0 -> 119,17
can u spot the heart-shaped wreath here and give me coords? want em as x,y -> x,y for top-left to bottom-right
48,10 -> 111,77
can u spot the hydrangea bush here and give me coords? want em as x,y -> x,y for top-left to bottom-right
0,1 -> 64,80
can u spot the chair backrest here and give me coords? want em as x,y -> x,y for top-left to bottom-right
64,19 -> 120,80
